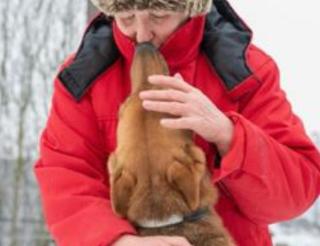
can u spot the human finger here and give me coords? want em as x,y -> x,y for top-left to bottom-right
161,236 -> 193,246
142,100 -> 188,116
148,74 -> 194,93
160,117 -> 195,130
139,89 -> 187,103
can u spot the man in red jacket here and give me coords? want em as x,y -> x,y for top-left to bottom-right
34,0 -> 320,245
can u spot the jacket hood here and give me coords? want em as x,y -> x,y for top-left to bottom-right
59,0 -> 253,101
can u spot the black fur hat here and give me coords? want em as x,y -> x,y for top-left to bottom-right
91,0 -> 212,16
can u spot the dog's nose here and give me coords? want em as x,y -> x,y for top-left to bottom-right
135,42 -> 157,55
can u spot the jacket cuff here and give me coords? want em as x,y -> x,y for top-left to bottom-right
213,111 -> 246,182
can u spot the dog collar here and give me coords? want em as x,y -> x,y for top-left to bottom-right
136,207 -> 210,229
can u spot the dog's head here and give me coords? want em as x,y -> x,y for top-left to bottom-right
130,42 -> 169,92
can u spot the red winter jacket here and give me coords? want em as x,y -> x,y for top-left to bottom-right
34,1 -> 320,246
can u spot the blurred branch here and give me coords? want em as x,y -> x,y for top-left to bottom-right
9,2 -> 53,245
0,1 -> 87,244
0,1 -> 9,108
87,0 -> 98,20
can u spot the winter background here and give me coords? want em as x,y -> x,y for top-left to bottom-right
0,0 -> 319,245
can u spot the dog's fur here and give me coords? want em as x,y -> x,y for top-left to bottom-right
108,43 -> 235,246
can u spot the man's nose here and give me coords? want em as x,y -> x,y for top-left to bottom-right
135,22 -> 154,43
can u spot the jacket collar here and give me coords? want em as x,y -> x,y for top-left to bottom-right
113,16 -> 206,73
58,0 -> 253,101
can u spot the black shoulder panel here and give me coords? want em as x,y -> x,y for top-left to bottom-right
202,0 -> 253,90
58,14 -> 120,101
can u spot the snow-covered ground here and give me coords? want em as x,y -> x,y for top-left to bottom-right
271,222 -> 320,246
271,201 -> 320,246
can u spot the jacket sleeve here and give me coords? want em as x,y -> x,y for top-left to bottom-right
34,66 -> 136,245
213,57 -> 320,225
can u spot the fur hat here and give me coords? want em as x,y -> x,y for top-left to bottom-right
91,0 -> 212,17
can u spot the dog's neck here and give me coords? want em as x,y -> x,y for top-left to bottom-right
130,77 -> 159,95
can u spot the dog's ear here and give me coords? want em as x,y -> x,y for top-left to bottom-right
167,159 -> 205,211
108,153 -> 136,217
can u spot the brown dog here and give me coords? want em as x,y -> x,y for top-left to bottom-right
108,43 -> 235,246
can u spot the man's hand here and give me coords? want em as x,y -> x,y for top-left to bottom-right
139,74 -> 234,155
111,235 -> 193,246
